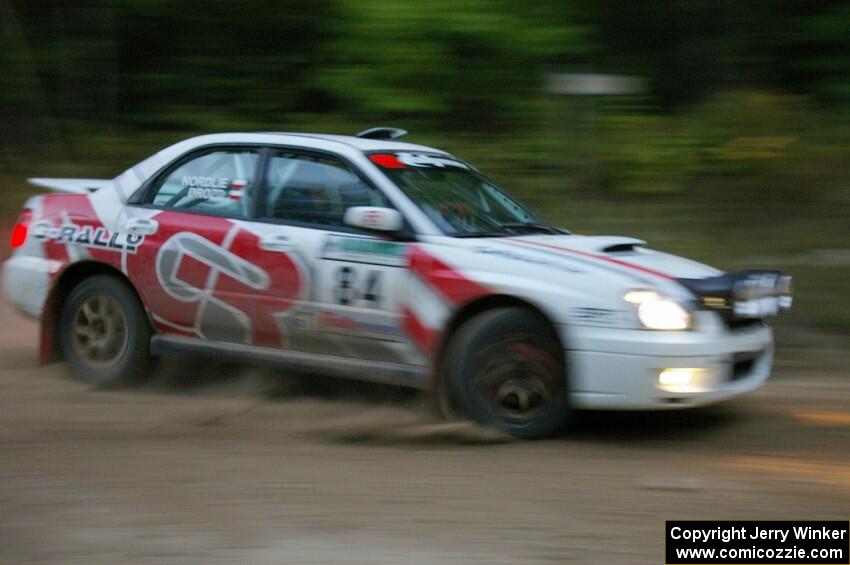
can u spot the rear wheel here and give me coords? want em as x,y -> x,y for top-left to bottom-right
443,307 -> 570,439
59,275 -> 155,387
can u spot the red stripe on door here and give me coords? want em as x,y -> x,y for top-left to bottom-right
402,307 -> 438,355
408,246 -> 490,305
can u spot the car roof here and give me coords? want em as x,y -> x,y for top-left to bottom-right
253,132 -> 448,154
169,132 -> 449,156
108,131 -> 453,211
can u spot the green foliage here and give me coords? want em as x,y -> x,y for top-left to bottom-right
1,1 -> 849,334
316,0 -> 587,127
593,113 -> 702,195
577,91 -> 847,228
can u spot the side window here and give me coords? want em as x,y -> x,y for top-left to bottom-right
263,152 -> 387,227
148,150 -> 259,217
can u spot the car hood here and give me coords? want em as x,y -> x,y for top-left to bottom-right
467,234 -> 723,284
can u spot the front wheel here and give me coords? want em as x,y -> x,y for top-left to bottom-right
59,275 -> 155,387
442,307 -> 570,439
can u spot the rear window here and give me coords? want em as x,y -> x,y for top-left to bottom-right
148,149 -> 259,217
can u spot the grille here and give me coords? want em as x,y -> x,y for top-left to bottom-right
729,351 -> 762,381
724,318 -> 765,332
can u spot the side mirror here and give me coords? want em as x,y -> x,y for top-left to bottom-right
343,206 -> 404,232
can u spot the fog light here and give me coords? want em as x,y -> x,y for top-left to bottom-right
658,368 -> 707,393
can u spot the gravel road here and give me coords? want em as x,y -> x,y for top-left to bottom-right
0,298 -> 847,564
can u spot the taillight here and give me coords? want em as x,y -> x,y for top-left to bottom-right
10,209 -> 33,249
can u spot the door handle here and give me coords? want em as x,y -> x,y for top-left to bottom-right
259,234 -> 293,252
126,217 -> 158,235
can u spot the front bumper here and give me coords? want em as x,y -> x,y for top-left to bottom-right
562,320 -> 774,410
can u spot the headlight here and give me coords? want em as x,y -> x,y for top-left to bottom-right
624,290 -> 691,330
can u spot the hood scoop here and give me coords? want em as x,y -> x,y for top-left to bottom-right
602,242 -> 641,253
590,237 -> 647,254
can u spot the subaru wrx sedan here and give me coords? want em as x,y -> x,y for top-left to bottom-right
3,128 -> 792,437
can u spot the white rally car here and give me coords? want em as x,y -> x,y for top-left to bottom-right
3,128 -> 792,437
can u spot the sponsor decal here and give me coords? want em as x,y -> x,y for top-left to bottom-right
228,179 -> 248,201
367,152 -> 468,170
322,235 -> 407,267
182,176 -> 247,201
187,186 -> 227,200
473,246 -> 582,273
317,310 -> 404,341
289,308 -> 316,332
182,175 -> 230,189
396,153 -> 469,169
32,220 -> 144,253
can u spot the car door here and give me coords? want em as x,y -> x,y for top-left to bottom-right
247,149 -> 418,364
120,146 -> 273,344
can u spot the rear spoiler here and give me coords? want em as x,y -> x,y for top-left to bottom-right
27,178 -> 111,194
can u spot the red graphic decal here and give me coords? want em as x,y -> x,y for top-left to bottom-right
37,194 -> 120,363
217,227 -> 302,347
34,197 -> 305,353
509,239 -> 674,281
153,319 -> 197,338
402,307 -> 438,355
126,211 -> 304,347
174,254 -> 211,290
369,154 -> 406,169
125,212 -> 230,335
39,194 -> 118,267
408,246 -> 490,305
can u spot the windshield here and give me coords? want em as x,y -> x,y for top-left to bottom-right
369,152 -> 559,237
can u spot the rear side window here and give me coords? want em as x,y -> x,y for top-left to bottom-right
148,150 -> 259,217
262,152 -> 387,227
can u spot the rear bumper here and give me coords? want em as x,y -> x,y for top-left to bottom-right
563,322 -> 774,410
2,254 -> 52,319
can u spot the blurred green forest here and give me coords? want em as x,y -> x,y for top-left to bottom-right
1,0 -> 848,336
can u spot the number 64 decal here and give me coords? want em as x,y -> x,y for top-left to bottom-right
334,266 -> 382,307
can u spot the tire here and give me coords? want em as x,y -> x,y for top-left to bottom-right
59,275 -> 155,387
442,307 -> 570,439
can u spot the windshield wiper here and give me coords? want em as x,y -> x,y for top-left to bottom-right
450,223 -> 566,238
494,222 -> 565,235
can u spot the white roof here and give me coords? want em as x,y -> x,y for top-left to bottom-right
279,133 -> 447,153
104,131 -> 454,211
178,132 -> 448,155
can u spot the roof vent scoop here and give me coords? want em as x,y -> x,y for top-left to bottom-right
356,127 -> 408,140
